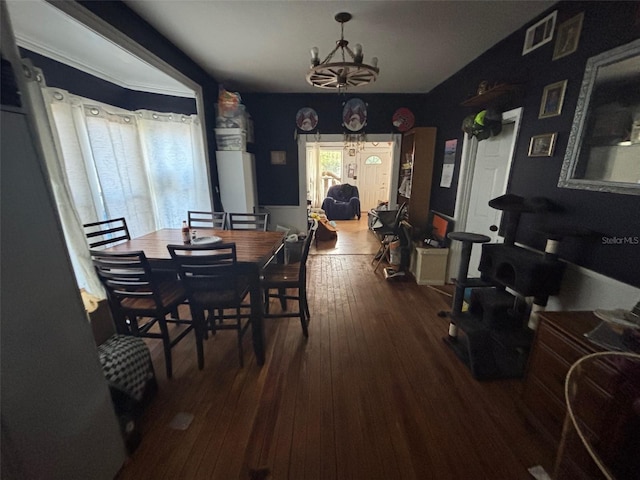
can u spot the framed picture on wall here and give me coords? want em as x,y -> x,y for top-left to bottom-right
522,10 -> 557,55
553,12 -> 584,60
270,151 -> 286,165
539,80 -> 568,118
528,133 -> 557,157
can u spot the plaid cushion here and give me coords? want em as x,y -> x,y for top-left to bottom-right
98,334 -> 154,402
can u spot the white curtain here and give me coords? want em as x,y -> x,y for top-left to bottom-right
38,83 -> 211,294
306,144 -> 321,208
137,110 -> 210,229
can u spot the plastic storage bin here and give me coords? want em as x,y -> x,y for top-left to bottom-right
284,235 -> 306,264
215,104 -> 246,129
215,128 -> 247,151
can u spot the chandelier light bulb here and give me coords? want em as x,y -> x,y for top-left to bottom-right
371,57 -> 378,68
353,43 -> 363,62
310,46 -> 320,66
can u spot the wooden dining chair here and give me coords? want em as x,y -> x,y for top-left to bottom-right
188,210 -> 227,230
261,223 -> 316,337
90,250 -> 196,378
83,217 -> 131,249
167,242 -> 252,367
227,212 -> 269,231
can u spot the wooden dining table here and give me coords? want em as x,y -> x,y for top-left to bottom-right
100,228 -> 286,365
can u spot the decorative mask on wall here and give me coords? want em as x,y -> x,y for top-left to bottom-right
296,107 -> 318,132
392,107 -> 415,132
342,98 -> 367,132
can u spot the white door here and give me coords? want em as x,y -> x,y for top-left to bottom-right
355,148 -> 392,211
465,122 -> 515,276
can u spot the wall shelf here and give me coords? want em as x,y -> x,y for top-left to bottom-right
461,83 -> 521,108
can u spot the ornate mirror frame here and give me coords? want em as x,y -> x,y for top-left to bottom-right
558,38 -> 640,195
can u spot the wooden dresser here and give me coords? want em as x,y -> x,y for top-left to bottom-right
522,311 -> 640,479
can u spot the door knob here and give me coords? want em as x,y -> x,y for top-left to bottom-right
489,225 -> 498,232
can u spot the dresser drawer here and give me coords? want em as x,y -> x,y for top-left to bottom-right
537,321 -> 591,365
537,321 -> 616,390
523,376 -> 566,441
530,342 -> 572,402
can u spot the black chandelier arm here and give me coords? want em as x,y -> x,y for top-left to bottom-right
319,43 -> 360,66
342,45 -> 358,62
321,44 -> 341,65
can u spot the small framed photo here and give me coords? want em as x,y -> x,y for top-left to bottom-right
270,151 -> 286,165
528,133 -> 557,157
539,80 -> 568,119
523,10 -> 557,55
553,12 -> 584,60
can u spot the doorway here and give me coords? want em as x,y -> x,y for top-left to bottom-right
306,139 -> 396,212
449,107 -> 522,278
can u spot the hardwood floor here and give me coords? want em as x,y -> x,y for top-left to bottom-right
311,215 -> 380,255
117,246 -> 555,479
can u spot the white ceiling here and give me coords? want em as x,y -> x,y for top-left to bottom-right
7,0 -> 556,96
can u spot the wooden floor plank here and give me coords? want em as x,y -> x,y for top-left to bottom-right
116,223 -> 555,480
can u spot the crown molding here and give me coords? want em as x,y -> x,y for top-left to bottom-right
15,34 -> 195,99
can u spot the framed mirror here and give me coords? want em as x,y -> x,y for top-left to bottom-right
558,38 -> 640,195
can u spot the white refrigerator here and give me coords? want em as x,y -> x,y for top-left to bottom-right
216,151 -> 258,213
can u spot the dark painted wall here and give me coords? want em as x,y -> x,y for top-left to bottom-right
19,49 -> 197,114
244,2 -> 640,287
422,1 -> 640,287
241,93 -> 427,205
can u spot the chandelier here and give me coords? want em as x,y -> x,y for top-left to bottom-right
306,12 -> 379,91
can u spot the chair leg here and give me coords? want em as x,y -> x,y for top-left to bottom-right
264,289 -> 270,314
236,308 -> 244,368
278,287 -> 287,310
158,318 -> 173,378
194,310 -> 206,370
301,284 -> 310,320
373,243 -> 390,272
299,305 -> 309,338
206,310 -> 219,335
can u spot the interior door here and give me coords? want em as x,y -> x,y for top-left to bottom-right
355,148 -> 392,211
465,122 -> 515,276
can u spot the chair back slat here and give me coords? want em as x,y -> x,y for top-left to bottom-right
168,243 -> 248,307
90,250 -> 162,306
227,212 -> 269,231
83,217 -> 131,249
188,211 -> 227,229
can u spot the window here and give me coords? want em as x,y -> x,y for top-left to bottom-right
319,149 -> 343,179
43,88 -> 211,291
318,149 -> 343,198
365,155 -> 382,165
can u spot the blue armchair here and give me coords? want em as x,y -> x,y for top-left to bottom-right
321,183 -> 361,220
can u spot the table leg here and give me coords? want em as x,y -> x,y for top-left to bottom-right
248,265 -> 265,365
